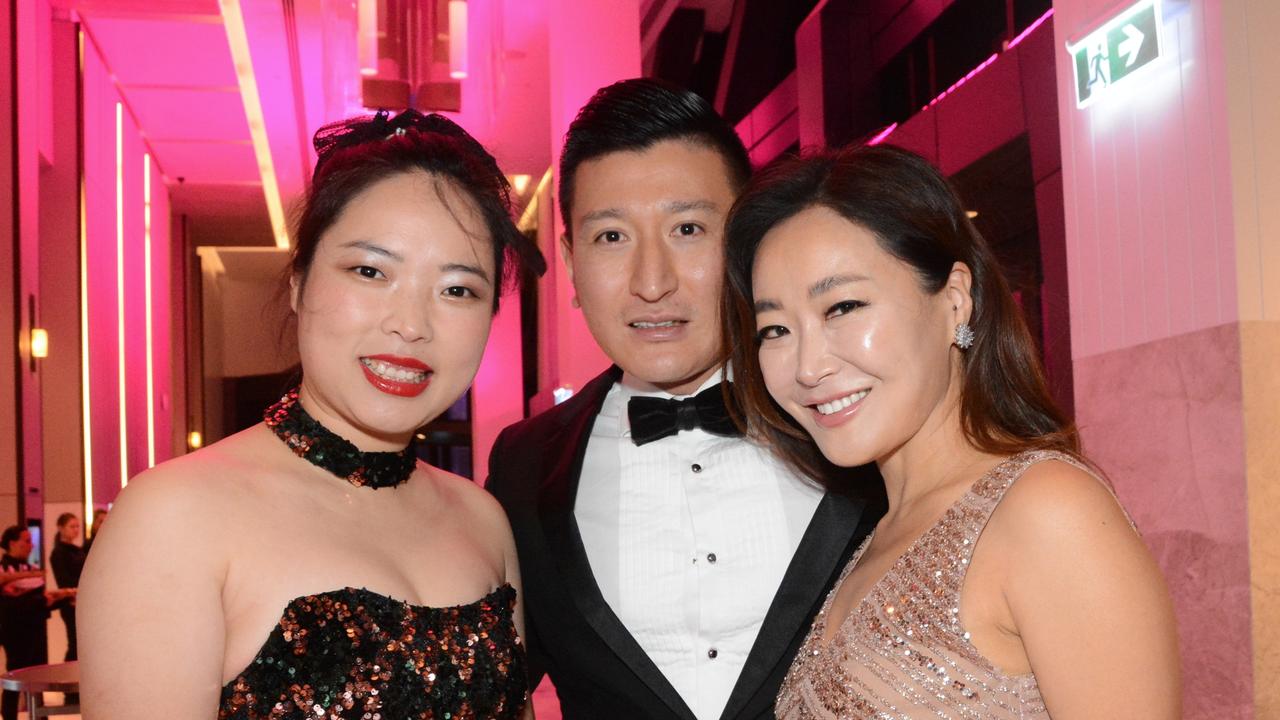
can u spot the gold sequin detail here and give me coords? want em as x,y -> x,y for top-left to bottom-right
776,451 -> 1095,719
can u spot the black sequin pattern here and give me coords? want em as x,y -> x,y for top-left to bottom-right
219,584 -> 527,719
264,388 -> 416,489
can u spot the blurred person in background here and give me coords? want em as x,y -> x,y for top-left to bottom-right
81,510 -> 107,555
49,513 -> 85,661
1,526 -> 74,720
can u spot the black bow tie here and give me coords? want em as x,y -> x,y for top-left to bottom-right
627,383 -> 742,447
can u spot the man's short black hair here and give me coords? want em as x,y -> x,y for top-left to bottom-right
558,78 -> 752,238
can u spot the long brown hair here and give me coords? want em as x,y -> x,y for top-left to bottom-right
722,145 -> 1078,484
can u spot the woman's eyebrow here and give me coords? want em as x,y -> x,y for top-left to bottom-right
441,262 -> 492,285
808,273 -> 869,298
339,240 -> 403,262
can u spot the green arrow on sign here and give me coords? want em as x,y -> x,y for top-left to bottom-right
1068,0 -> 1164,108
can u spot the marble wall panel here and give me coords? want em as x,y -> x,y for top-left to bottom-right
1074,323 -> 1252,719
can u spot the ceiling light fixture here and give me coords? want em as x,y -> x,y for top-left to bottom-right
516,168 -> 553,231
358,0 -> 378,76
448,0 -> 468,79
220,0 -> 291,249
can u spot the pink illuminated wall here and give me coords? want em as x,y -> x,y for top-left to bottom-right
1053,1 -> 1253,716
0,0 -> 19,525
1056,1 -> 1238,359
16,0 -> 50,521
469,296 -> 524,483
540,0 -> 639,396
81,35 -> 176,508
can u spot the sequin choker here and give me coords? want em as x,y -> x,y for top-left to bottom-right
264,388 -> 416,489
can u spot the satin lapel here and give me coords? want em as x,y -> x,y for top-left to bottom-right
538,368 -> 698,720
718,492 -> 869,720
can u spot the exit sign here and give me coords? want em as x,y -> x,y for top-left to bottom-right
1067,0 -> 1164,108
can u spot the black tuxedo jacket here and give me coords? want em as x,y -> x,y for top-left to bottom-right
486,367 -> 884,720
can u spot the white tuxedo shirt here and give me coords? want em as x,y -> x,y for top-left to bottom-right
574,371 -> 823,720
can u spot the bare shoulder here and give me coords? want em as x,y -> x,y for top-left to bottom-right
429,465 -> 512,534
93,426 -> 279,558
116,428 -> 269,511
988,457 -> 1134,546
424,466 -> 516,575
983,459 -> 1179,715
977,458 -> 1152,576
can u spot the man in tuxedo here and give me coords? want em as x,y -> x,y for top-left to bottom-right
486,78 -> 883,720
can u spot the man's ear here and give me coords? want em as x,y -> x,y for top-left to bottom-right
559,234 -> 580,308
289,273 -> 301,314
559,233 -> 574,282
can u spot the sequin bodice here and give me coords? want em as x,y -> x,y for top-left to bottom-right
777,451 -> 1092,719
219,584 -> 527,719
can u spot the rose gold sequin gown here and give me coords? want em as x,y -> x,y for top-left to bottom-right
777,450 -> 1105,720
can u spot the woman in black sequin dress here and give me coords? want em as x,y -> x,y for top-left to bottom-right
78,111 -> 546,720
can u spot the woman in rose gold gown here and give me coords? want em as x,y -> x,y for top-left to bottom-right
722,145 -> 1180,719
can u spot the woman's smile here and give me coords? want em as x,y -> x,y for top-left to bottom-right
359,355 -> 433,397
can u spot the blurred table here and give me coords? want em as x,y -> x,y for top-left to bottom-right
0,661 -> 79,718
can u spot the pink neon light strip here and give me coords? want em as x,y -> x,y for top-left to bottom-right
870,7 -> 1055,145
116,103 -> 129,488
1009,8 -> 1054,49
868,123 -> 899,146
926,52 -> 998,109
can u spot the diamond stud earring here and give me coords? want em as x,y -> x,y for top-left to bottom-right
954,323 -> 974,350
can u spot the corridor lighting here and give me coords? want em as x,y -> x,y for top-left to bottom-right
79,28 -> 94,528
358,0 -> 378,76
144,154 -> 156,469
516,168 -> 553,231
116,102 -> 129,488
511,174 -> 531,195
872,5 -> 1057,150
926,53 -> 998,110
448,0 -> 468,79
867,123 -> 898,146
1008,8 -> 1054,49
188,431 -> 204,450
220,0 -> 292,249
966,210 -> 980,219
29,329 -> 48,359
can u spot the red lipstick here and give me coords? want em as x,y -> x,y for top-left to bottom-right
360,354 -> 432,398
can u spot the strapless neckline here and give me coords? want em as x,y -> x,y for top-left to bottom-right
291,582 -> 513,613
218,582 -> 526,719
226,583 -> 514,679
